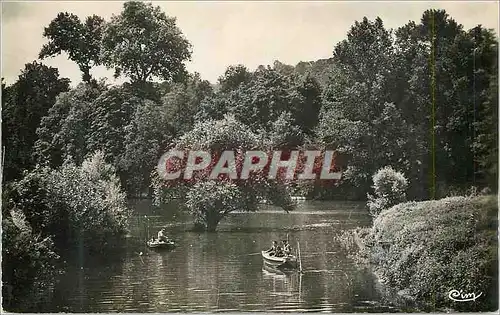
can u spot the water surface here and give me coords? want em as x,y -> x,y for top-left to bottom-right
42,200 -> 404,312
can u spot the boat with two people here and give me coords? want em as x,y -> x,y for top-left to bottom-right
261,239 -> 301,271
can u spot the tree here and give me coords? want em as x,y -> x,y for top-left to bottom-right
319,17 -> 397,198
266,111 -> 304,149
294,73 -> 322,136
101,1 -> 192,84
39,12 -> 105,83
392,11 -> 498,197
272,60 -> 295,76
2,206 -> 59,311
469,26 -> 498,191
2,62 -> 70,181
5,152 -> 130,252
86,87 -> 141,166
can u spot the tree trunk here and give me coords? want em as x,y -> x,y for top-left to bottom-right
205,211 -> 221,232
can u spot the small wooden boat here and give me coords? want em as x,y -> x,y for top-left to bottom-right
147,239 -> 175,250
261,250 -> 298,270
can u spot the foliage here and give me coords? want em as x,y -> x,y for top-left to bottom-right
366,195 -> 498,311
33,81 -> 109,167
294,58 -> 336,87
198,65 -> 321,139
317,11 -> 498,200
120,99 -> 173,195
33,83 -> 154,194
161,72 -> 214,137
39,12 -> 105,83
47,151 -> 131,248
6,152 -> 131,252
367,166 -> 408,217
2,61 -> 70,182
217,64 -> 253,93
101,1 -> 192,84
2,207 -> 60,311
185,181 -> 245,231
2,152 -> 130,310
294,73 -> 323,136
266,111 -> 304,148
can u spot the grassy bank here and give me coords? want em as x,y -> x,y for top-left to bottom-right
360,195 -> 498,311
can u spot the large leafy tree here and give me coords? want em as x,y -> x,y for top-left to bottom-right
39,13 -> 105,83
33,83 -> 146,192
318,17 -> 398,198
469,26 -> 498,190
392,10 -> 498,197
120,99 -> 173,195
2,62 -> 70,182
101,1 -> 192,84
294,73 -> 323,136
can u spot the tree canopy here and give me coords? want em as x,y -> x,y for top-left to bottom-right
39,12 -> 105,83
101,1 -> 192,84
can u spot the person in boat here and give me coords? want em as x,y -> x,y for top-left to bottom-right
157,228 -> 168,242
282,240 -> 292,256
274,242 -> 285,257
266,240 -> 279,256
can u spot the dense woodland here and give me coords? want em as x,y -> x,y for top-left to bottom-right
1,1 -> 498,311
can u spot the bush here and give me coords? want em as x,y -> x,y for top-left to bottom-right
367,195 -> 498,311
2,207 -> 59,311
367,166 -> 408,217
45,151 -> 131,251
6,151 -> 131,253
2,151 -> 130,310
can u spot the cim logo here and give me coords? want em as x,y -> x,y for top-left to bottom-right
448,289 -> 483,302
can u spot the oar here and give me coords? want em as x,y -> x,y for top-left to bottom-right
246,252 -> 262,256
297,241 -> 303,273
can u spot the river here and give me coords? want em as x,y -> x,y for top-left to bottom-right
38,200 -> 408,312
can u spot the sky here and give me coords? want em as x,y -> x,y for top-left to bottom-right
2,1 -> 499,86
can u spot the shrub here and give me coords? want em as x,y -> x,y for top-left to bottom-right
367,166 -> 408,217
368,195 -> 498,311
2,207 -> 59,311
2,151 -> 130,310
6,151 -> 131,253
45,151 -> 131,250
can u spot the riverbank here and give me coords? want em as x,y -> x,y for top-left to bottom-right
355,195 -> 498,312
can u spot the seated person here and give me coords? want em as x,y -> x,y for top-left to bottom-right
274,245 -> 284,257
267,241 -> 279,256
282,240 -> 292,256
157,228 -> 168,242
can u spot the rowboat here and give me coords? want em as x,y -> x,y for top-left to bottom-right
261,250 -> 298,270
147,239 -> 175,249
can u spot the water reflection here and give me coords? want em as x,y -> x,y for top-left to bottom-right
41,200 -> 403,312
